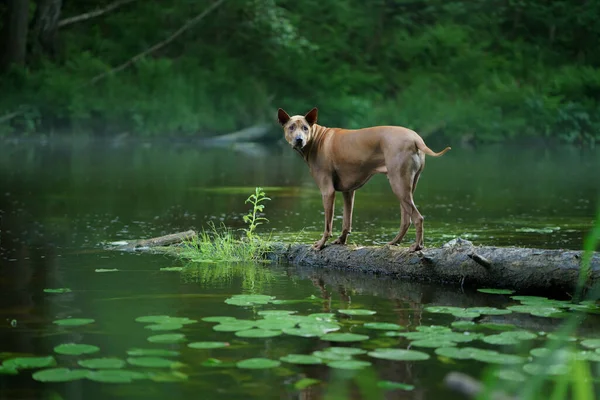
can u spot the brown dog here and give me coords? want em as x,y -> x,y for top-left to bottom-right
278,107 -> 451,251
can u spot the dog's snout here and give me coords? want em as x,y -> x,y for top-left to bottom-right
294,137 -> 303,147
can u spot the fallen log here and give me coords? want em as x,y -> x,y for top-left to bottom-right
104,233 -> 600,294
107,230 -> 197,252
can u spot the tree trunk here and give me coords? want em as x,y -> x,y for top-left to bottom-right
30,0 -> 63,59
0,0 -> 30,71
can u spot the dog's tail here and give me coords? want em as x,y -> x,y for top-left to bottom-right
417,140 -> 451,157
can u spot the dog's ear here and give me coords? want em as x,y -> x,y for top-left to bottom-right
277,108 -> 291,126
304,107 -> 318,126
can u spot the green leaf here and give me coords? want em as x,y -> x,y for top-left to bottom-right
159,267 -> 184,272
435,347 -> 478,360
320,333 -> 369,342
425,306 -> 463,314
338,309 -> 376,316
213,321 -> 256,332
477,288 -> 515,295
471,349 -> 526,365
87,369 -> 147,383
326,347 -> 367,356
312,351 -> 352,361
327,360 -> 372,370
188,342 -> 229,349
144,323 -> 183,331
3,356 -> 56,370
147,334 -> 186,344
95,269 -> 119,273
135,316 -> 197,325
0,365 -> 18,375
363,322 -> 404,331
236,358 -> 281,369
78,358 -> 126,369
43,288 -> 72,294
54,344 -> 100,356
225,294 -> 275,306
234,329 -> 282,338
581,339 -> 600,349
410,339 -> 458,348
127,357 -> 183,368
465,307 -> 512,316
482,331 -> 537,345
201,316 -> 237,323
126,348 -> 180,357
32,368 -> 89,382
294,378 -> 321,390
280,354 -> 323,365
493,369 -> 527,382
377,380 -> 415,391
53,318 -> 95,327
255,319 -> 297,330
257,310 -> 297,317
368,349 -> 430,361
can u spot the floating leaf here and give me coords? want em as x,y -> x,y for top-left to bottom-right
338,309 -> 376,316
465,307 -> 512,316
188,342 -> 229,350
53,318 -> 95,327
575,351 -> 600,362
450,310 -> 481,319
327,347 -> 367,356
546,333 -> 577,342
32,368 -> 89,382
425,306 -> 463,314
363,322 -> 403,331
225,294 -> 275,307
95,269 -> 119,273
294,378 -> 321,389
506,305 -> 564,318
477,289 -> 515,295
87,369 -> 147,383
255,319 -> 297,330
280,354 -> 323,365
435,347 -> 477,360
327,360 -> 372,370
78,358 -> 126,369
530,348 -> 552,358
368,349 -> 430,361
581,339 -> 600,349
312,351 -> 352,361
236,358 -> 281,369
257,310 -> 297,317
235,329 -> 282,338
147,334 -> 186,344
471,349 -> 525,365
54,344 -> 100,356
126,349 -> 180,357
44,288 -> 72,294
321,333 -> 369,343
308,313 -> 336,321
494,369 -> 526,382
144,323 -> 183,331
201,316 -> 237,323
0,365 -> 18,375
283,326 -> 328,338
482,331 -> 537,345
148,371 -> 188,382
159,267 -> 184,272
410,339 -> 457,349
523,362 -> 570,376
377,381 -> 415,391
416,326 -> 452,333
299,322 -> 340,333
213,321 -> 255,332
3,356 -> 56,370
127,357 -> 183,369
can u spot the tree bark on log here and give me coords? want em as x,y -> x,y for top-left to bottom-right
267,238 -> 600,293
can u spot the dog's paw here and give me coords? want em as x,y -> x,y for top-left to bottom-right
332,237 -> 347,245
312,241 -> 326,250
409,243 -> 423,252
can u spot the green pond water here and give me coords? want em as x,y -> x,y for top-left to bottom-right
1,139 -> 599,399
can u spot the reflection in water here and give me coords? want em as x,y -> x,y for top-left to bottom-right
0,139 -> 599,399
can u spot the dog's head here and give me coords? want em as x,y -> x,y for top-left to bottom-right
277,107 -> 318,149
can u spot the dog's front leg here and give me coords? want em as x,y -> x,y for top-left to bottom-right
313,188 -> 335,250
333,190 -> 354,245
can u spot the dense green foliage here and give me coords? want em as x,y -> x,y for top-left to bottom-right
1,0 -> 599,143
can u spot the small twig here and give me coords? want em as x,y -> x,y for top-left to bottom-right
86,0 -> 226,86
468,252 -> 492,268
58,0 -> 138,28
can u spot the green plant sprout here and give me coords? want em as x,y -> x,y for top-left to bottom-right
243,187 -> 271,239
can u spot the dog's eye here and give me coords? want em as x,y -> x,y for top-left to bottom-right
302,125 -> 309,131
288,124 -> 295,131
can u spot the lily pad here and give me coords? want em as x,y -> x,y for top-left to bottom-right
451,310 -> 481,319
299,321 -> 340,333
0,365 -> 18,375
471,349 -> 525,365
465,307 -> 512,316
54,344 -> 100,356
530,348 -> 552,358
78,358 -> 126,369
506,305 -> 564,318
320,333 -> 369,342
201,316 -> 237,323
410,339 -> 458,348
144,323 -> 183,331
546,333 -> 577,342
368,348 -> 430,361
3,356 -> 56,370
280,354 -> 323,365
257,310 -> 297,316
213,321 -> 256,332
494,369 -> 527,382
435,347 -> 478,360
235,329 -> 282,338
327,360 -> 372,370
523,362 -> 570,376
377,381 -> 415,391
53,318 -> 95,327
255,319 -> 297,330
581,339 -> 600,349
327,347 -> 367,356
236,358 -> 281,369
294,378 -> 321,389
225,294 -> 275,306
87,369 -> 147,383
44,288 -> 72,294
425,306 -> 463,314
32,368 -> 89,382
416,326 -> 452,333
338,309 -> 376,316
127,357 -> 183,369
283,326 -> 328,338
188,342 -> 229,349
148,371 -> 188,382
126,349 -> 180,357
312,351 -> 352,361
477,288 -> 515,295
147,334 -> 186,344
363,322 -> 403,331
482,331 -> 537,345
308,313 -> 337,321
